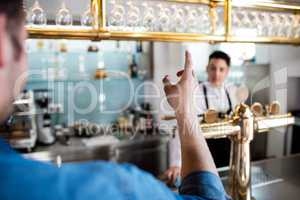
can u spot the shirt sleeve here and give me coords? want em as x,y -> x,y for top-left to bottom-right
178,171 -> 232,200
64,163 -> 232,200
0,151 -> 232,200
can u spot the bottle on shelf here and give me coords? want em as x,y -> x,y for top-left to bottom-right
136,41 -> 143,53
94,60 -> 107,80
128,54 -> 138,78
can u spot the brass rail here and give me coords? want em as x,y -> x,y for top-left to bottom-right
108,32 -> 225,42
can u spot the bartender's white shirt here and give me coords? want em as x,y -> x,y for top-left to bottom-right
168,81 -> 239,167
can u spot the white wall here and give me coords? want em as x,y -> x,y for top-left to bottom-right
151,42 -> 211,117
287,78 -> 300,111
152,42 -> 184,117
256,44 -> 300,158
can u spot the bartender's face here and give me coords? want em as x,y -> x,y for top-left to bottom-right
0,15 -> 27,122
207,58 -> 229,87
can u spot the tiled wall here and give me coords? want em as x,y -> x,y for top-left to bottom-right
26,40 -> 151,125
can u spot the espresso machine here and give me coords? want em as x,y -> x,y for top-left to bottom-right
0,89 -> 62,151
34,89 -> 61,145
0,90 -> 38,152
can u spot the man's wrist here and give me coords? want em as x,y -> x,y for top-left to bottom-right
175,110 -> 198,120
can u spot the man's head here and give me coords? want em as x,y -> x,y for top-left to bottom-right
206,51 -> 230,87
0,0 -> 27,123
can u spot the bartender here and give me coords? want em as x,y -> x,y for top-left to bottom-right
164,51 -> 238,184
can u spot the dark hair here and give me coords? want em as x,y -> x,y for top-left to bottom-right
209,51 -> 231,67
0,0 -> 25,57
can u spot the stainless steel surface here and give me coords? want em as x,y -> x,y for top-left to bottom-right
220,154 -> 300,200
251,154 -> 300,200
220,166 -> 284,190
24,142 -> 113,163
23,135 -> 170,176
113,135 -> 170,176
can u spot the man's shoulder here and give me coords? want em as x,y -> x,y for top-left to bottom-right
63,160 -> 146,177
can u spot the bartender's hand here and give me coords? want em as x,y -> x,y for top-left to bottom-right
163,51 -> 198,116
163,166 -> 181,185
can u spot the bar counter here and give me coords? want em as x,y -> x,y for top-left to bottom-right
251,154 -> 300,200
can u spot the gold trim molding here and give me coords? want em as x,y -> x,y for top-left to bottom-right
26,0 -> 300,44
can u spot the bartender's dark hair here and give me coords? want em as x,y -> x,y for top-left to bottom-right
209,51 -> 231,67
0,0 -> 25,58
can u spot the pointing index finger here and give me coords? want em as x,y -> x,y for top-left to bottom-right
184,51 -> 193,72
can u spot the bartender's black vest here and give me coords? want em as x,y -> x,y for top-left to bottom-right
202,84 -> 232,167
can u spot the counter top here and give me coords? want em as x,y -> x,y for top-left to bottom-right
23,134 -> 171,176
251,154 -> 300,200
23,135 -> 300,199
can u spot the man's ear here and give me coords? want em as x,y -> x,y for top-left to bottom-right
0,15 -> 7,69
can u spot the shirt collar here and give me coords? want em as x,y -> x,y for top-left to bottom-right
205,81 -> 226,90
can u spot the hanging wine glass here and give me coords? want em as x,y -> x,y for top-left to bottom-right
215,7 -> 225,35
285,14 -> 294,38
171,5 -> 185,32
277,14 -> 286,37
186,6 -> 198,33
142,3 -> 155,31
235,8 -> 245,28
259,12 -> 270,36
248,11 -> 260,36
232,9 -> 241,35
198,7 -> 210,34
28,0 -> 47,26
248,11 -> 258,30
109,0 -> 125,29
157,4 -> 171,32
81,5 -> 94,27
272,13 -> 280,36
242,10 -> 251,28
292,14 -> 300,38
232,9 -> 238,27
126,1 -> 140,30
56,1 -> 73,26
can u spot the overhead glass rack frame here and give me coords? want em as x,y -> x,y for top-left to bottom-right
25,0 -> 300,44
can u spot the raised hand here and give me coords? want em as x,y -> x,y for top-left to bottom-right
162,51 -> 198,116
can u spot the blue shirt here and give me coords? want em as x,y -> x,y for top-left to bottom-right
0,139 -> 231,200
